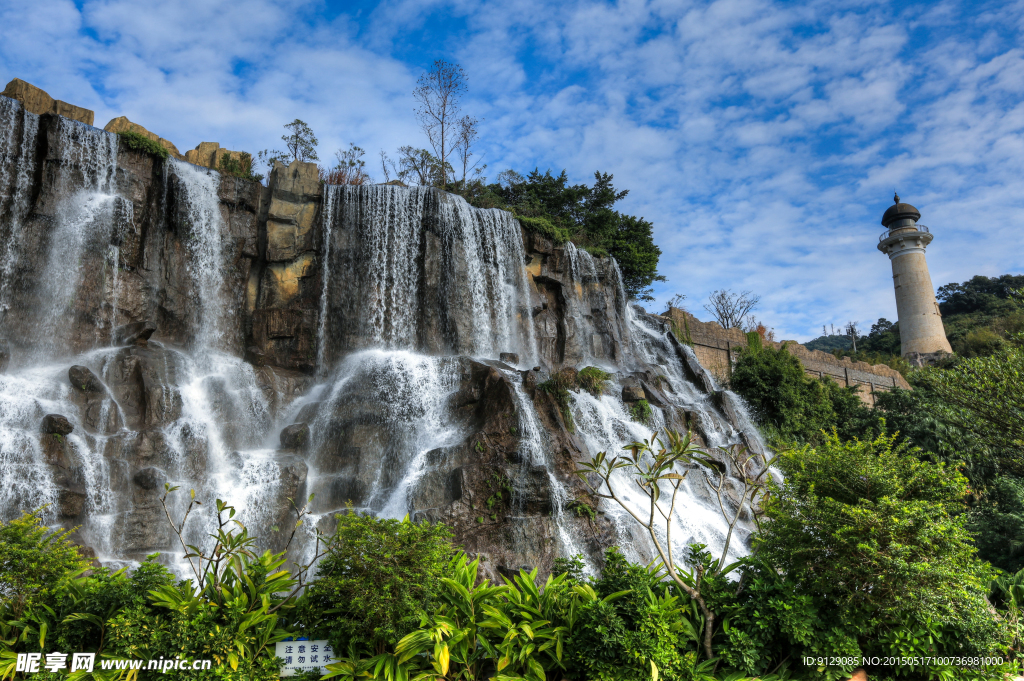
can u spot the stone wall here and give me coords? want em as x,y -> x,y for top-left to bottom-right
103,116 -> 184,160
184,141 -> 251,170
2,78 -> 94,126
664,308 -> 911,405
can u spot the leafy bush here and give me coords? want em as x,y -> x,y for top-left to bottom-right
921,343 -> 1024,463
628,398 -> 652,424
756,432 -> 1004,659
563,550 -> 699,681
539,368 -> 580,431
0,503 -> 294,681
218,152 -> 263,182
116,130 -> 170,160
516,214 -> 572,244
730,342 -> 870,444
0,509 -> 86,617
299,510 -> 456,654
577,366 -> 612,397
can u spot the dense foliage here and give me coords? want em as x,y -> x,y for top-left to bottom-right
758,433 -> 997,647
463,170 -> 665,301
0,511 -> 86,617
729,340 -> 867,443
217,152 -> 263,182
299,510 -> 456,654
115,131 -> 169,161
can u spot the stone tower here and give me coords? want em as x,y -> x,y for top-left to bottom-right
877,194 -> 952,360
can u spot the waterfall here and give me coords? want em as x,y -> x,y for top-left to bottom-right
28,120 -> 119,358
168,159 -> 232,355
319,185 -> 537,367
0,98 -> 39,320
305,350 -> 463,518
316,185 -> 341,377
0,127 -> 771,578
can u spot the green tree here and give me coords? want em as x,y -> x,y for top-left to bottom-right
478,169 -> 665,300
300,511 -> 456,654
756,432 -> 1001,655
0,510 -> 86,617
258,119 -> 319,173
283,119 -> 318,163
968,477 -> 1024,574
921,344 -> 1024,464
729,341 -> 869,444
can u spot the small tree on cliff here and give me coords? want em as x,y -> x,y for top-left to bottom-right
258,119 -> 319,174
414,60 -> 466,186
703,289 -> 760,329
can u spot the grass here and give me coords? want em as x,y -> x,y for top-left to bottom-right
539,369 -> 579,432
117,131 -> 169,160
516,215 -> 572,244
219,152 -> 264,182
577,366 -> 613,398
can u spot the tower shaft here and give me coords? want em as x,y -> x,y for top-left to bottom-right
877,196 -> 952,359
888,249 -> 951,355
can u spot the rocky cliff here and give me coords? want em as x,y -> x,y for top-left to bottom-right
0,95 -> 768,579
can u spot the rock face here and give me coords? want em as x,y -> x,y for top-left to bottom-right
184,142 -> 251,171
103,116 -> 184,160
2,78 -> 94,126
0,94 -> 769,576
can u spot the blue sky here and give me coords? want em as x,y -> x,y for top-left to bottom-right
2,0 -> 1023,342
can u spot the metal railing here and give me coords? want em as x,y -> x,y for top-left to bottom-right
879,224 -> 929,242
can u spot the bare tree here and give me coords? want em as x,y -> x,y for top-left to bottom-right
668,293 -> 687,310
703,289 -> 760,329
321,143 -> 370,185
846,321 -> 860,352
454,114 -> 482,188
414,60 -> 466,186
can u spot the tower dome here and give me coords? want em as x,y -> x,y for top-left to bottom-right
881,192 -> 921,228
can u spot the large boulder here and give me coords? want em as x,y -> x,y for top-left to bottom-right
41,414 -> 74,436
132,467 -> 166,491
280,423 -> 310,449
184,141 -> 251,170
113,321 -> 157,346
69,365 -> 104,393
103,116 -> 183,159
1,78 -> 94,125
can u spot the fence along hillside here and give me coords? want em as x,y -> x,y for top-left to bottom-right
663,308 -> 911,406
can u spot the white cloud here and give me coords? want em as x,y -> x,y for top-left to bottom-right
1,0 -> 1022,342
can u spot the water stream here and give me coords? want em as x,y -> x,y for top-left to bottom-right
0,117 -> 768,575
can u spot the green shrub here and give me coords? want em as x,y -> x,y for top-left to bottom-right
219,152 -> 264,182
299,510 -> 456,654
564,549 -> 699,681
629,398 -> 652,424
0,509 -> 87,617
730,342 -> 870,444
755,431 -> 1004,660
577,366 -> 612,398
116,130 -> 169,160
516,214 -> 572,244
539,368 -> 579,431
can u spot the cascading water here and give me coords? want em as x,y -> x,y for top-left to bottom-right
167,159 -> 232,356
0,112 -> 772,578
319,185 -> 537,367
0,97 -> 39,319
